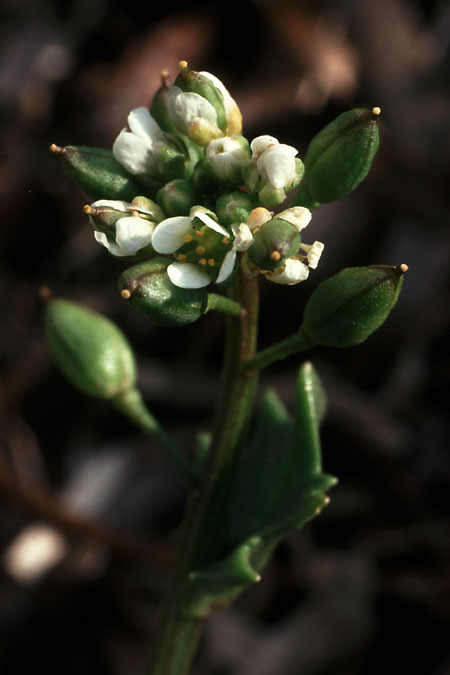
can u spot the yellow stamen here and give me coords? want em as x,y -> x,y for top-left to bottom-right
177,253 -> 187,262
196,246 -> 206,255
121,289 -> 131,299
179,60 -> 188,70
49,143 -> 63,154
183,234 -> 193,243
400,263 -> 408,273
208,258 -> 215,267
270,251 -> 281,261
195,230 -> 204,237
199,258 -> 207,265
371,106 -> 381,116
83,204 -> 92,214
222,237 -> 230,245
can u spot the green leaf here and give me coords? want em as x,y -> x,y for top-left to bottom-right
182,363 -> 336,618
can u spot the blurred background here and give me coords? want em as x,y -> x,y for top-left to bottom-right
1,0 -> 450,673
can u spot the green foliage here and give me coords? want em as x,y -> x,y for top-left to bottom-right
44,299 -> 137,399
178,363 -> 336,618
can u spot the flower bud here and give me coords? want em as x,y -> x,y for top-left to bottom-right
215,191 -> 255,227
295,108 -> 380,207
49,144 -> 150,201
44,299 -> 137,399
166,62 -> 242,146
156,179 -> 197,217
119,257 -> 209,327
247,218 -> 301,271
302,264 -> 406,347
204,135 -> 250,185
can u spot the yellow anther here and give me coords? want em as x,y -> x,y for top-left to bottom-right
121,289 -> 131,299
177,253 -> 187,262
270,251 -> 281,261
208,258 -> 215,267
371,106 -> 381,116
195,230 -> 204,237
400,263 -> 409,273
199,258 -> 207,265
183,234 -> 193,243
196,246 -> 206,255
222,237 -> 230,245
49,143 -> 63,154
83,204 -> 92,214
130,209 -> 139,217
179,60 -> 188,70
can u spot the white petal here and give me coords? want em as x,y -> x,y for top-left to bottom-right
250,135 -> 279,158
231,223 -> 254,251
112,128 -> 157,175
200,71 -> 233,113
259,144 -> 297,189
94,230 -> 122,256
276,206 -> 312,232
268,258 -> 310,285
167,87 -> 218,129
127,107 -> 165,144
191,209 -> 229,237
151,216 -> 192,254
90,199 -> 130,211
301,240 -> 324,269
216,250 -> 236,284
167,262 -> 211,289
115,217 -> 154,255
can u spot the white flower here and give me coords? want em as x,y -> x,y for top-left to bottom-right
88,199 -> 156,257
251,135 -> 298,190
276,206 -> 312,232
166,86 -> 223,146
269,258 -> 310,285
299,241 -> 324,269
152,208 -> 233,288
94,218 -> 155,257
205,136 -> 249,182
112,107 -> 166,176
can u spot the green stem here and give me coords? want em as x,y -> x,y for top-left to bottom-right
206,292 -> 242,316
147,265 -> 259,675
246,327 -> 315,370
114,388 -> 197,484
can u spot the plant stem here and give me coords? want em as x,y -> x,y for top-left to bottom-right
147,265 -> 260,675
114,388 -> 197,484
246,327 -> 315,371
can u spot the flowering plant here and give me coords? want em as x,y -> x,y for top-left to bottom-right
47,62 -> 406,674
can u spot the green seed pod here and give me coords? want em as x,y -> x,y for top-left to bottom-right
295,108 -> 380,206
119,257 -> 208,327
49,144 -> 156,201
215,191 -> 255,227
156,179 -> 197,217
302,264 -> 407,347
44,299 -> 137,399
247,218 -> 301,271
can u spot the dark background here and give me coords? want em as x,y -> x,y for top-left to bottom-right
1,0 -> 450,673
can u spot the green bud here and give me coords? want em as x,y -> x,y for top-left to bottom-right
191,159 -> 220,194
119,257 -> 208,327
175,62 -> 228,133
49,144 -> 158,201
44,299 -> 137,399
296,108 -> 380,206
248,218 -> 301,271
204,135 -> 251,185
215,191 -> 255,227
302,264 -> 407,347
156,179 -> 197,217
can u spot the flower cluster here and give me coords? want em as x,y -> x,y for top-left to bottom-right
79,62 -> 324,293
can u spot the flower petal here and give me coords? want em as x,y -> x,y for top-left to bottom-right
115,217 -> 155,255
268,258 -> 310,285
216,250 -> 236,284
191,209 -> 229,237
167,87 -> 218,130
277,206 -> 312,232
167,262 -> 211,289
127,107 -> 165,144
231,223 -> 254,251
301,240 -> 324,269
151,216 -> 192,254
94,230 -> 122,256
258,144 -> 297,189
250,135 -> 279,158
90,199 -> 130,211
112,128 -> 157,175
